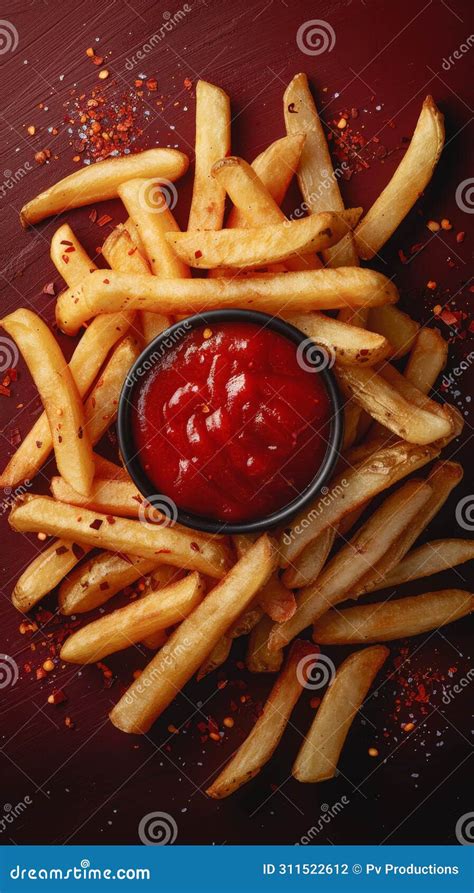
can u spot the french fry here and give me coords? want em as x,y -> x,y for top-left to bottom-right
0,310 -> 134,489
93,454 -> 130,481
352,461 -> 463,597
211,156 -> 321,272
101,225 -> 171,344
85,335 -> 141,445
287,311 -> 392,366
109,534 -> 277,733
9,495 -> 231,579
59,553 -> 178,615
168,210 -> 362,269
56,267 -> 398,335
227,134 -> 305,228
51,477 -> 145,518
50,223 -> 98,285
271,480 -> 432,650
197,635 -> 233,681
292,646 -> 389,782
233,534 -> 295,621
246,615 -> 283,674
313,590 -> 474,645
117,178 -> 190,279
367,305 -> 419,359
12,541 -> 92,613
1,309 -> 94,496
381,539 -> 474,589
336,365 -> 452,444
207,640 -> 315,797
279,440 -> 441,567
61,573 -> 205,664
405,327 -> 448,393
355,97 -> 444,259
188,80 -> 231,231
281,528 -> 336,590
20,148 -> 189,227
283,73 -> 359,268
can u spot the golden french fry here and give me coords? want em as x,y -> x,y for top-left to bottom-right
197,635 -> 233,681
233,535 -> 295,622
20,148 -> 189,227
355,97 -> 444,259
56,267 -> 398,335
336,365 -> 452,444
61,573 -> 205,664
59,553 -> 177,615
288,311 -> 391,366
9,495 -> 231,579
85,335 -> 141,445
383,539 -> 474,589
283,73 -> 359,268
50,223 -> 98,285
405,327 -> 448,393
227,134 -> 305,229
313,590 -> 474,645
246,614 -> 283,674
51,477 -> 144,518
280,439 -> 441,567
281,528 -> 336,590
168,210 -> 362,269
1,310 -> 94,496
101,225 -> 171,344
12,540 -> 92,613
292,646 -> 389,782
0,311 -> 133,489
109,534 -> 277,733
211,156 -> 321,272
367,305 -> 419,359
118,178 -> 190,279
207,640 -> 315,797
93,454 -> 130,481
353,460 -> 463,597
272,480 -> 432,650
142,629 -> 169,651
188,80 -> 231,231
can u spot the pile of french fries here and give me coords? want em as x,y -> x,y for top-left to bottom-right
3,75 -> 473,798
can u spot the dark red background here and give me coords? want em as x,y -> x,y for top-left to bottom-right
0,0 -> 472,846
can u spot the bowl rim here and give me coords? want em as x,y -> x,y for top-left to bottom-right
117,309 -> 344,535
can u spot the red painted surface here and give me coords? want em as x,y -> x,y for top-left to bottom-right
0,0 -> 472,845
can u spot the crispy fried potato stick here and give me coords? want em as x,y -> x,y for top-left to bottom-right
109,535 -> 277,733
9,495 -> 231,579
1,310 -> 94,496
93,454 -> 130,481
280,440 -> 441,567
284,73 -> 359,267
382,539 -> 474,589
292,647 -> 389,782
51,476 -> 144,518
168,210 -> 361,269
61,573 -> 205,663
56,267 -> 398,335
20,148 -> 189,227
271,480 -> 432,650
227,134 -> 305,228
84,335 -> 140,445
367,305 -> 419,360
246,614 -> 283,674
355,97 -> 444,259
207,640 -> 315,797
313,590 -> 474,645
12,541 -> 92,613
188,80 -> 231,231
118,178 -> 190,279
282,528 -> 336,590
59,554 -> 178,615
51,223 -> 98,285
405,327 -> 448,393
288,311 -> 391,366
197,635 -> 233,681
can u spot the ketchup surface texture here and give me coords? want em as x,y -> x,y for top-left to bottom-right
132,322 -> 331,523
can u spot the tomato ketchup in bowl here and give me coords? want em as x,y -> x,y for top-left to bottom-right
118,310 -> 342,534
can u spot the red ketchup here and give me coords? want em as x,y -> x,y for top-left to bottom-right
132,322 -> 331,523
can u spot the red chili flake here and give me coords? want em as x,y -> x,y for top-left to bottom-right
92,55 -> 104,66
89,518 -> 103,530
398,249 -> 408,264
287,102 -> 297,113
127,247 -> 137,256
97,214 -> 112,227
78,426 -> 83,439
35,440 -> 43,449
64,245 -> 76,253
106,515 -> 116,524
60,239 -> 73,246
36,667 -> 47,681
155,549 -> 171,554
194,250 -> 202,259
8,368 -> 17,382
99,581 -> 110,591
89,209 -> 98,223
146,78 -> 158,91
183,77 -> 192,89
440,308 -> 460,326
0,384 -> 11,397
190,542 -> 200,552
55,545 -> 69,556
103,278 -> 110,284
61,254 -> 70,265
7,427 -> 21,446
48,689 -> 67,705
42,281 -> 56,295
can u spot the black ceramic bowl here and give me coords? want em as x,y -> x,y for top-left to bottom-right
117,309 -> 343,535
